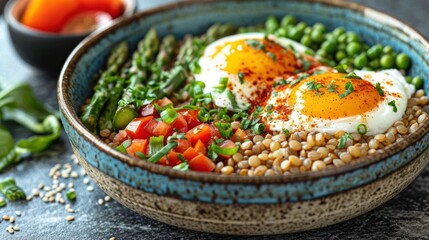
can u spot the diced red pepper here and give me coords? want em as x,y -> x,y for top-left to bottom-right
178,109 -> 201,129
143,118 -> 158,136
193,139 -> 207,155
112,130 -> 129,145
166,151 -> 182,167
186,124 -> 212,145
174,139 -> 192,153
125,116 -> 153,140
232,128 -> 249,142
170,113 -> 188,133
152,121 -> 172,137
183,147 -> 199,161
126,139 -> 148,158
189,154 -> 216,172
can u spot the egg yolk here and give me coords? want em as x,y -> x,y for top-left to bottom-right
287,73 -> 383,120
211,38 -> 298,98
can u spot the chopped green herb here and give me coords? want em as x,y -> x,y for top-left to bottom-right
334,64 -> 348,73
266,104 -> 273,111
282,128 -> 290,137
149,136 -> 164,156
66,190 -> 76,201
135,152 -> 147,160
327,83 -> 339,93
0,178 -> 26,201
267,52 -> 276,61
344,72 -> 362,80
173,161 -> 189,171
338,133 -> 353,149
0,197 -> 6,208
226,90 -> 239,111
273,79 -> 290,88
388,100 -> 398,112
213,77 -> 229,93
272,90 -> 278,97
357,123 -> 367,135
339,82 -> 354,99
299,56 -> 310,71
211,143 -> 239,156
160,108 -> 178,124
375,83 -> 384,96
252,123 -> 265,135
215,122 -> 233,138
290,74 -> 310,87
307,80 -> 325,92
147,142 -> 177,163
238,72 -> 245,84
245,39 -> 266,52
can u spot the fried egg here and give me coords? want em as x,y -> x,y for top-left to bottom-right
262,69 -> 415,135
195,33 -> 318,110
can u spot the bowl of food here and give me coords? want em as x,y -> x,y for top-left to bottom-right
5,0 -> 136,74
58,0 -> 429,235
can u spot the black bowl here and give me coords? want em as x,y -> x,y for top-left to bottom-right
5,0 -> 136,75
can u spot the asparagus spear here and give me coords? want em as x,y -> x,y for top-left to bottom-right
112,28 -> 160,130
149,35 -> 177,82
97,76 -> 125,132
80,41 -> 129,132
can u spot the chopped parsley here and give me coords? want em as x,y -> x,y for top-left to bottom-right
238,72 -> 245,84
282,128 -> 290,137
290,74 -> 310,87
339,82 -> 354,99
307,80 -> 325,92
226,90 -> 239,111
213,77 -> 228,93
343,72 -> 362,80
267,52 -> 276,61
375,82 -> 384,96
334,64 -> 348,73
245,39 -> 266,52
327,83 -> 339,93
273,78 -> 290,88
272,90 -> 278,97
266,104 -> 273,111
388,100 -> 398,112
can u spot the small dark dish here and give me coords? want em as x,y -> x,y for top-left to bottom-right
5,0 -> 136,75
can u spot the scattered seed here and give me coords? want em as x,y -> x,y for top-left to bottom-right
66,216 -> 75,221
87,186 -> 94,192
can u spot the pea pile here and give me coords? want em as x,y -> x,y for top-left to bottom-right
239,15 -> 423,89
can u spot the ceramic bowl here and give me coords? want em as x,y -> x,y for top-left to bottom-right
5,0 -> 136,75
58,0 -> 429,235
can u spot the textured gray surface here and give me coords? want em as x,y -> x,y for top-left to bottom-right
0,0 -> 428,239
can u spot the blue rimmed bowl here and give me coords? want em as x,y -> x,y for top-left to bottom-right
58,0 -> 429,235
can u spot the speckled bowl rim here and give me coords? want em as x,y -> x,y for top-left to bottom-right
58,0 -> 429,184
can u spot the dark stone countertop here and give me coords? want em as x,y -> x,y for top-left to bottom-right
0,0 -> 428,239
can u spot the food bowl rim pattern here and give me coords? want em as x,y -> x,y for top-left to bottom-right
58,0 -> 429,185
5,0 -> 137,38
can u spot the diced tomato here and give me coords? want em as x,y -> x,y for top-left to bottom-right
208,124 -> 221,139
189,154 -> 216,172
186,124 -> 212,145
112,130 -> 129,145
174,139 -> 192,153
193,139 -> 207,155
232,128 -> 249,142
143,118 -> 158,135
125,116 -> 153,140
157,156 -> 168,166
178,109 -> 201,129
166,151 -> 182,167
126,139 -> 148,158
170,114 -> 188,133
80,0 -> 124,19
138,104 -> 157,117
152,121 -> 172,137
183,147 -> 199,161
217,140 -> 237,158
157,97 -> 173,108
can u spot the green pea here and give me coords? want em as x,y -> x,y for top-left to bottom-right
265,16 -> 280,33
338,33 -> 348,43
335,50 -> 347,61
288,28 -> 303,41
340,58 -> 354,66
304,26 -> 312,35
313,22 -> 326,33
405,76 -> 413,84
300,34 -> 312,47
281,15 -> 297,27
383,45 -> 393,54
317,49 -> 329,58
380,54 -> 395,69
296,22 -> 308,31
347,32 -> 360,43
325,33 -> 335,41
275,28 -> 287,37
311,29 -> 325,43
333,27 -> 346,37
354,53 -> 368,69
321,40 -> 337,53
346,42 -> 362,56
367,44 -> 383,59
369,59 -> 380,70
412,76 -> 423,89
338,43 -> 346,51
396,53 -> 411,70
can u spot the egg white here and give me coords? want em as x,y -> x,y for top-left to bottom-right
195,33 -> 312,111
263,69 -> 415,135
